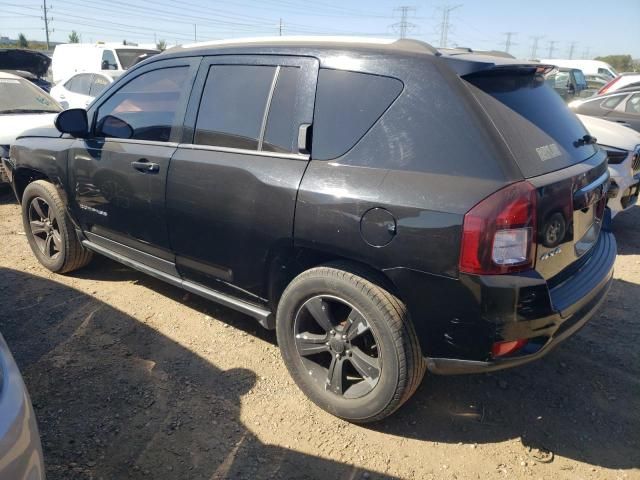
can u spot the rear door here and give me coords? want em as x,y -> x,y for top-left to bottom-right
166,55 -> 318,300
68,57 -> 199,267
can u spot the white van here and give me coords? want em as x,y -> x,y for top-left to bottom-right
51,43 -> 159,83
539,59 -> 618,79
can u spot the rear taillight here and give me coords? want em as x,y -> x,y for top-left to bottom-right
460,181 -> 537,275
598,76 -> 620,95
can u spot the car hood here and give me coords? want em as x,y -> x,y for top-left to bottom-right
578,114 -> 640,151
0,49 -> 51,78
0,113 -> 59,145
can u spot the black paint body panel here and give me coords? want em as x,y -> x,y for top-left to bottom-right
8,40 -> 615,369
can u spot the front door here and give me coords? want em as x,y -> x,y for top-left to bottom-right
68,58 -> 199,261
166,55 -> 318,300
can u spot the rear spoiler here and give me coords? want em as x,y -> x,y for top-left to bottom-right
440,54 -> 556,77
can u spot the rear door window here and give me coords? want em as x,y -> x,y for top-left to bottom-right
312,69 -> 403,160
624,93 -> 640,114
90,75 -> 110,96
465,71 -> 597,177
195,65 -> 276,150
601,95 -> 625,110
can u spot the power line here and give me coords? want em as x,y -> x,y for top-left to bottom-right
568,41 -> 578,59
529,35 -> 543,59
503,31 -> 517,53
582,46 -> 591,59
547,40 -> 557,58
42,0 -> 51,49
438,4 -> 462,48
391,6 -> 417,39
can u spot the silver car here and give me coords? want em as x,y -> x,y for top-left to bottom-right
0,332 -> 45,480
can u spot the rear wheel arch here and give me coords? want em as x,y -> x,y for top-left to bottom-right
265,246 -> 403,314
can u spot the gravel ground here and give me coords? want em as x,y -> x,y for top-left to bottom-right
1,183 -> 639,480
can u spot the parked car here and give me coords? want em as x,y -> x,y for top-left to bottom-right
0,331 -> 45,480
578,114 -> 640,217
539,59 -> 617,79
570,89 -> 640,132
0,48 -> 52,92
52,43 -> 159,84
0,71 -> 61,183
51,72 -> 118,109
4,37 -> 616,422
545,67 -> 588,100
597,72 -> 640,95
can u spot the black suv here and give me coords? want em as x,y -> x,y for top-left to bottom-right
3,38 -> 616,422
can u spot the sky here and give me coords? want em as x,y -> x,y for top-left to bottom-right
1,0 -> 639,59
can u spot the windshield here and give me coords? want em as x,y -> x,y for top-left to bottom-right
0,77 -> 61,114
115,49 -> 159,69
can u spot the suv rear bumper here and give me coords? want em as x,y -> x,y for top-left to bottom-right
425,231 -> 616,375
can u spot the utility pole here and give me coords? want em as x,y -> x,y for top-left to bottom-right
568,41 -> 577,59
193,24 -> 197,42
42,0 -> 51,49
503,32 -> 517,54
529,35 -> 543,59
547,40 -> 557,58
391,6 -> 417,40
438,4 -> 462,48
279,18 -> 283,36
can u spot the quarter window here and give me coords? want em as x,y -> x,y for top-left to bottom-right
312,69 -> 404,160
195,65 -> 276,150
95,66 -> 188,142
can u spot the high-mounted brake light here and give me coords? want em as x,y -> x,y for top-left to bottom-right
598,76 -> 620,95
459,181 -> 537,275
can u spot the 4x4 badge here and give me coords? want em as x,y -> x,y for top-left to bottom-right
540,247 -> 562,261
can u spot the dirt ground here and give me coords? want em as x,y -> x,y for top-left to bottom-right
0,183 -> 638,480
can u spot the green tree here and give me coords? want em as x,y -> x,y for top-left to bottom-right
594,55 -> 634,72
68,30 -> 80,43
17,33 -> 28,48
156,39 -> 167,51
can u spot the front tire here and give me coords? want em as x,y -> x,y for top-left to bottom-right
276,264 -> 425,423
21,180 -> 92,273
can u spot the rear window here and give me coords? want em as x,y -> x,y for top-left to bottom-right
465,71 -> 596,178
312,69 -> 403,160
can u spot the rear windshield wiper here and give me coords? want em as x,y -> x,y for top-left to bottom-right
573,134 -> 597,147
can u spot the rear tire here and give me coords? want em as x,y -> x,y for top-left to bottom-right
276,264 -> 425,423
21,180 -> 92,273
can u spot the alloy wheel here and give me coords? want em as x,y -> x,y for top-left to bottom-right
293,295 -> 382,399
28,197 -> 62,259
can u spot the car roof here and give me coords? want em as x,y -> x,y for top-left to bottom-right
0,71 -> 21,80
157,36 -> 547,77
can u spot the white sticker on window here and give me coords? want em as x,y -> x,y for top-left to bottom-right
536,143 -> 562,162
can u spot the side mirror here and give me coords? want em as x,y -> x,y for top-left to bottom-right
54,108 -> 89,137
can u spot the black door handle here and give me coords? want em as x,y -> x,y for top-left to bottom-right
131,159 -> 159,173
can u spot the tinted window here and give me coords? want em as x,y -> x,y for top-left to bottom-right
90,75 -> 110,96
601,95 -> 625,110
312,69 -> 403,160
626,93 -> 640,114
73,74 -> 93,95
195,65 -> 276,150
263,67 -> 300,153
102,50 -> 118,70
466,72 -> 596,178
95,66 -> 188,142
